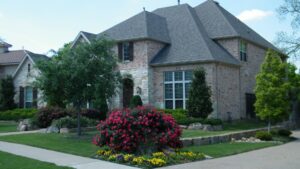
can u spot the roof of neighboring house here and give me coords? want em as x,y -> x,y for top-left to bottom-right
0,50 -> 26,65
81,31 -> 97,42
0,40 -> 12,47
73,0 -> 279,66
194,0 -> 277,50
99,11 -> 171,43
0,50 -> 49,65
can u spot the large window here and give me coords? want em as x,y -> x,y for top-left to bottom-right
164,71 -> 192,109
118,42 -> 134,62
240,40 -> 247,62
25,87 -> 33,108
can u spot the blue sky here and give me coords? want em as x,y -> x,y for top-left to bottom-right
0,0 -> 293,55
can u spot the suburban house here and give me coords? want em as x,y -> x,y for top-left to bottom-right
0,40 -> 48,108
71,0 -> 279,120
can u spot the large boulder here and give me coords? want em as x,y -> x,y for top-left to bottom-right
46,126 -> 59,133
17,119 -> 32,131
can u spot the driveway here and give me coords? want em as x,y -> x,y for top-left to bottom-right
161,130 -> 300,169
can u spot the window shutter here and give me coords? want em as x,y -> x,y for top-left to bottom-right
129,42 -> 134,61
118,43 -> 123,61
33,88 -> 38,108
19,87 -> 24,108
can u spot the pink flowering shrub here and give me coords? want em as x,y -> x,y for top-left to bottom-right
93,106 -> 182,153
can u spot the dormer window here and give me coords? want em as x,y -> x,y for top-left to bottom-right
240,40 -> 247,62
118,42 -> 134,62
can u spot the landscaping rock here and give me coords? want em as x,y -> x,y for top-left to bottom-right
188,123 -> 203,130
193,137 -> 210,145
203,124 -> 213,131
17,119 -> 32,131
60,128 -> 69,134
212,125 -> 223,131
181,139 -> 193,147
19,124 -> 28,131
46,126 -> 59,133
180,125 -> 188,129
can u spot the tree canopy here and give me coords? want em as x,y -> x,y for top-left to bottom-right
0,76 -> 16,111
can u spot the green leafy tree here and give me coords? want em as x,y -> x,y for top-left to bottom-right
255,49 -> 292,132
130,95 -> 143,108
187,67 -> 213,118
36,37 -> 121,135
0,76 -> 16,111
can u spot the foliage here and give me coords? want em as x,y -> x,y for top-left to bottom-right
187,67 -> 213,118
93,106 -> 183,153
129,95 -> 143,108
34,107 -> 70,128
52,116 -> 98,129
276,0 -> 300,57
160,109 -> 222,125
277,129 -> 292,137
35,37 -> 121,135
0,76 -> 16,111
80,108 -> 106,121
95,149 -> 205,168
255,50 -> 291,127
255,131 -> 273,141
0,109 -> 37,121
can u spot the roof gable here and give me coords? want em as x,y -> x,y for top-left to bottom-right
195,0 -> 278,50
0,50 -> 26,65
99,11 -> 170,43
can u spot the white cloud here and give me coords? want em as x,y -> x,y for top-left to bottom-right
237,9 -> 273,22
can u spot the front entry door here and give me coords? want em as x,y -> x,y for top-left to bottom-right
123,78 -> 134,108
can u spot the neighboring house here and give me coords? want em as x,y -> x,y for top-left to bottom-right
0,41 -> 48,109
71,0 -> 280,120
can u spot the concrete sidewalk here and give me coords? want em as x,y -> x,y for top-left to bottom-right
161,130 -> 300,169
0,129 -> 45,136
0,141 -> 138,169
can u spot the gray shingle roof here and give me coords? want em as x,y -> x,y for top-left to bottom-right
150,4 -> 239,66
0,50 -> 48,65
195,0 -> 278,51
0,41 -> 12,48
99,11 -> 170,43
0,50 -> 26,65
81,31 -> 97,42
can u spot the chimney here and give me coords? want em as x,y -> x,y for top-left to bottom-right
178,0 -> 180,5
0,41 -> 12,53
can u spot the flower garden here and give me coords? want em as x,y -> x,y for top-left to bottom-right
92,106 -> 207,168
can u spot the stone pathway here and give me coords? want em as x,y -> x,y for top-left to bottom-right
0,141 -> 138,169
161,130 -> 300,169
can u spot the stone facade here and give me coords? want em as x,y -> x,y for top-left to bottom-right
13,57 -> 45,108
217,38 -> 267,118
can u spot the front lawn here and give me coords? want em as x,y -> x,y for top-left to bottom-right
0,121 -> 17,133
182,120 -> 267,138
0,150 -> 73,169
0,131 -> 282,159
182,142 -> 279,158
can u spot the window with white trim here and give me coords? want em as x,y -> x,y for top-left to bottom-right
25,86 -> 33,108
164,71 -> 192,109
240,40 -> 247,62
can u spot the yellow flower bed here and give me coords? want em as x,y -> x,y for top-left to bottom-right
147,158 -> 167,167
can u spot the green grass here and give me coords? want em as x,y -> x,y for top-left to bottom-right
182,120 -> 267,138
0,121 -> 17,133
182,142 -> 279,158
0,131 -> 99,157
0,150 -> 73,169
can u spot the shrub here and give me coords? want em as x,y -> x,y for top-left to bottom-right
129,95 -> 143,108
93,106 -> 182,153
0,108 -> 37,121
277,129 -> 292,137
81,109 -> 106,121
0,76 -> 16,111
187,67 -> 213,118
255,131 -> 272,141
35,107 -> 69,128
52,116 -> 98,129
159,109 -> 189,124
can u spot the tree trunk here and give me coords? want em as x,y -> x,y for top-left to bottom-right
75,103 -> 81,136
268,116 -> 271,133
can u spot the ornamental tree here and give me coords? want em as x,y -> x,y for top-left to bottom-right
187,67 -> 213,118
0,76 -> 16,111
36,37 -> 121,135
255,49 -> 293,132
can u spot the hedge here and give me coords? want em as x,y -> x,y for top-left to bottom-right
0,109 -> 38,121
